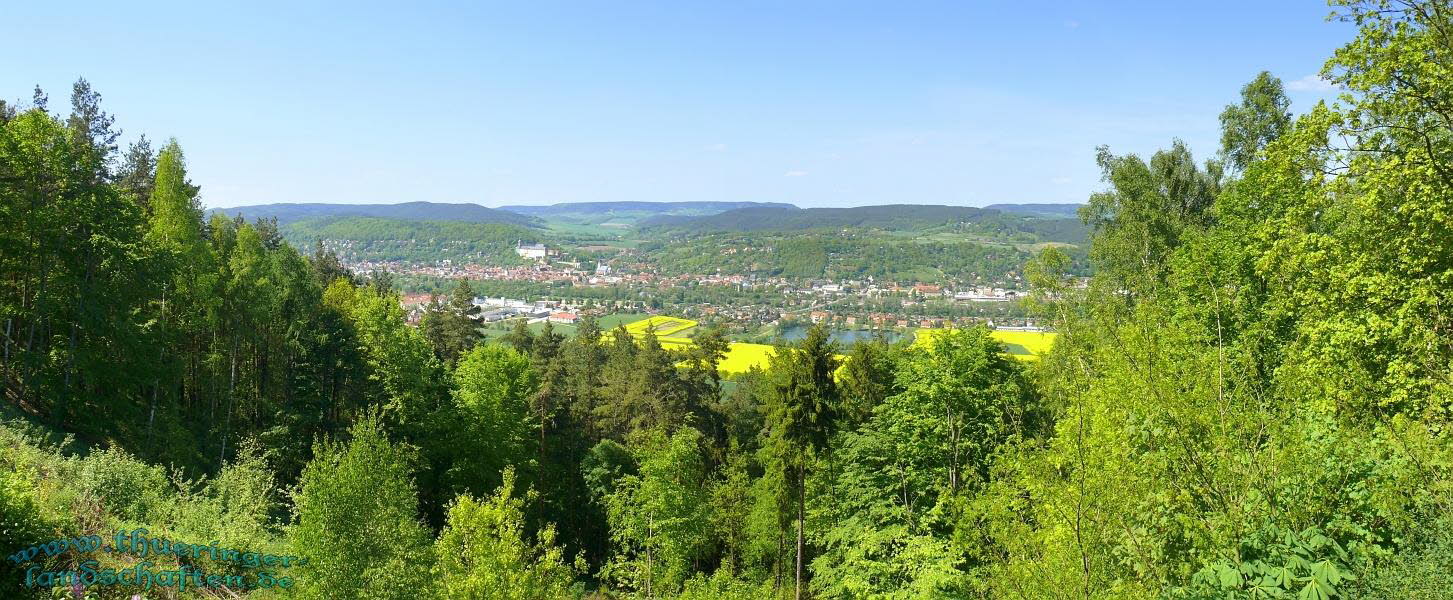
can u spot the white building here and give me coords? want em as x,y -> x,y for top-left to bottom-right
515,241 -> 550,260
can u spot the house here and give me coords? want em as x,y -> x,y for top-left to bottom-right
809,310 -> 831,323
549,312 -> 579,324
913,283 -> 941,295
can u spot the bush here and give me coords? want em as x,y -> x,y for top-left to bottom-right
75,447 -> 170,524
289,412 -> 433,600
163,440 -> 286,575
1347,514 -> 1453,599
433,467 -> 583,599
0,470 -> 53,599
676,568 -> 780,600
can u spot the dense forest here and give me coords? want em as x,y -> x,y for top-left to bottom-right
215,201 -> 544,227
636,232 -> 1065,283
3,1 -> 1453,598
497,201 -> 796,220
639,204 -> 1087,244
279,216 -> 540,266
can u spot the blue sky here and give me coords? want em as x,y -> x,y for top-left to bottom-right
5,1 -> 1352,209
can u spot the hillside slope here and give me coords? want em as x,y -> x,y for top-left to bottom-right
641,204 -> 1088,243
280,217 -> 543,264
984,203 -> 1084,218
211,201 -> 542,227
496,200 -> 795,218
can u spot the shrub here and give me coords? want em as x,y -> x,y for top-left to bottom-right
75,447 -> 169,524
433,467 -> 582,599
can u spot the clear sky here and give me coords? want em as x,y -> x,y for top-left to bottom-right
5,1 -> 1353,209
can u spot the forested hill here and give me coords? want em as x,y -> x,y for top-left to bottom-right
496,200 -> 795,217
279,217 -> 540,264
984,202 -> 1083,218
641,203 -> 1089,243
210,201 -> 542,227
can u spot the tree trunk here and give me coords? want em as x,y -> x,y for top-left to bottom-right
796,464 -> 805,600
646,516 -> 654,599
3,318 -> 10,383
775,526 -> 785,590
221,342 -> 236,465
147,287 -> 167,449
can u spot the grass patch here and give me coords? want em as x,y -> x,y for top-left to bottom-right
597,313 -> 652,329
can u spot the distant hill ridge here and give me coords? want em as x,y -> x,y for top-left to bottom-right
639,204 -> 1088,243
984,203 -> 1084,218
209,201 -> 1084,237
209,201 -> 541,227
641,204 -> 973,229
496,201 -> 796,217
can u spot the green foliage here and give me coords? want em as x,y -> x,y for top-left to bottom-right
599,427 -> 713,596
812,328 -> 1035,599
1185,526 -> 1355,600
433,467 -> 583,599
1080,139 -> 1221,294
0,469 -> 52,598
164,441 -> 283,571
147,140 -> 206,253
581,439 -> 634,501
759,324 -> 840,598
422,279 -> 484,364
289,413 -> 433,600
836,335 -> 901,425
75,448 -> 169,524
675,567 -> 781,600
445,344 -> 536,496
763,324 -> 841,469
340,282 -> 451,424
1347,515 -> 1453,598
1219,71 -> 1292,172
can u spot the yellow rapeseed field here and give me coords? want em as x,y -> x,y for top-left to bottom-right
716,342 -> 778,375
616,316 -> 778,374
614,317 -> 1053,374
623,316 -> 698,336
914,328 -> 1058,361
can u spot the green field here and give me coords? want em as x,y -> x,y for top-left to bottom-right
481,312 -> 655,341
597,312 -> 652,329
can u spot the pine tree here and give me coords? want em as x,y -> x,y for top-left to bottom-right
761,324 -> 839,600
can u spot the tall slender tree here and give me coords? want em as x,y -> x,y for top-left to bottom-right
761,324 -> 839,600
